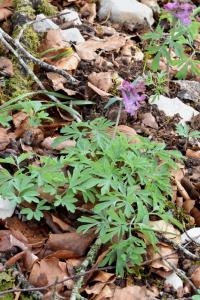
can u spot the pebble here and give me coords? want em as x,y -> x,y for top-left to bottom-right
33,14 -> 59,33
174,80 -> 200,103
60,8 -> 82,25
98,0 -> 154,26
61,28 -> 85,44
150,95 -> 199,123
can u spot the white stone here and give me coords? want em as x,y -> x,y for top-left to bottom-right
61,28 -> 85,44
150,95 -> 199,124
33,14 -> 59,33
0,196 -> 16,219
141,0 -> 160,13
165,272 -> 183,290
60,9 -> 82,25
181,228 -> 200,245
98,0 -> 154,26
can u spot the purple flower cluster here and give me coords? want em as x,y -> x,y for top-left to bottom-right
164,2 -> 194,25
120,80 -> 146,116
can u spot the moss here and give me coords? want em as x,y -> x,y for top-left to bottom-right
8,63 -> 33,97
13,26 -> 40,55
13,0 -> 35,19
36,0 -> 57,16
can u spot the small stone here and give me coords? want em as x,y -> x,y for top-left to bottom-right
174,80 -> 200,102
142,112 -> 158,129
98,0 -> 154,26
60,9 -> 82,25
61,28 -> 85,44
0,196 -> 16,219
33,14 -> 59,33
150,95 -> 199,124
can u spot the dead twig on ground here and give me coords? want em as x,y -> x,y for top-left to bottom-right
158,235 -> 200,261
0,28 -> 78,86
70,238 -> 102,300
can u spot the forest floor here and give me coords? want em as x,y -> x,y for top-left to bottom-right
0,0 -> 200,299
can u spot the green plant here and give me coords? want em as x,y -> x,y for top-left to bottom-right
145,71 -> 168,99
0,118 -> 183,276
192,290 -> 200,300
0,91 -> 93,127
176,123 -> 200,139
143,9 -> 200,83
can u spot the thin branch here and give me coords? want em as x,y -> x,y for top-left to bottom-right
0,28 -> 78,85
70,238 -> 102,300
158,235 -> 200,261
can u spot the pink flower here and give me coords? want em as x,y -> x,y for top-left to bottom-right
120,80 -> 146,116
164,2 -> 194,25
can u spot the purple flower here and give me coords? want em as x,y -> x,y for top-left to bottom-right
164,2 -> 195,25
120,80 -> 146,116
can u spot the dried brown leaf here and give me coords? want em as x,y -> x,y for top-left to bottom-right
88,72 -> 114,93
46,232 -> 95,257
148,244 -> 178,274
80,3 -> 96,23
0,8 -> 12,21
75,35 -> 126,61
29,257 -> 68,287
0,127 -> 10,150
112,286 -> 158,300
41,136 -> 76,150
0,57 -> 13,76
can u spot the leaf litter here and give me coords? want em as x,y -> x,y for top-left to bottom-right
0,0 -> 199,299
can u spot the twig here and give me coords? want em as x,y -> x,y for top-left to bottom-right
0,265 -> 114,297
161,253 -> 197,291
0,28 -> 78,85
158,235 -> 200,261
70,238 -> 102,300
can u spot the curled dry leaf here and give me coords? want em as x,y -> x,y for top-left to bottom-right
88,82 -> 111,97
0,8 -> 12,21
0,57 -> 14,76
52,215 -> 75,232
148,244 -> 178,275
53,52 -> 80,71
40,29 -> 70,51
29,257 -> 68,287
75,34 -> 126,61
41,136 -> 76,150
88,72 -> 115,93
149,220 -> 180,243
0,127 -> 10,150
46,231 -> 95,257
12,111 -> 28,128
47,72 -> 76,95
113,285 -> 158,300
116,125 -> 139,144
80,3 -> 96,23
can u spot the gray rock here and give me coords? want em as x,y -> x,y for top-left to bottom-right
61,28 -> 85,44
150,95 -> 199,123
174,80 -> 200,103
60,8 -> 82,25
98,0 -> 154,26
33,14 -> 59,33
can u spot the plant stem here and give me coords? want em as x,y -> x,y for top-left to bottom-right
112,100 -> 122,139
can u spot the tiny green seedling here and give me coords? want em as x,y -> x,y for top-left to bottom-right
176,123 -> 200,139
